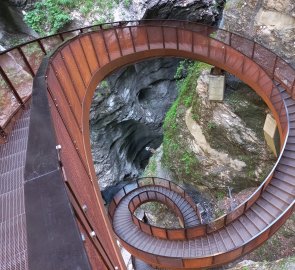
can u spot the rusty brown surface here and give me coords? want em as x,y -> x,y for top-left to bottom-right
0,20 -> 294,269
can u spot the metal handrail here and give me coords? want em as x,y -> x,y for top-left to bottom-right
0,19 -> 290,234
128,190 -> 186,238
1,20 -> 294,268
1,20 -> 293,135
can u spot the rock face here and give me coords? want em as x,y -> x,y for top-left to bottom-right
90,0 -> 225,190
222,0 -> 295,66
0,0 -> 37,49
141,0 -> 224,24
90,59 -> 180,189
186,70 -> 274,192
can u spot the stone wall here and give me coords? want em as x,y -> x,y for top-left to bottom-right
222,0 -> 295,66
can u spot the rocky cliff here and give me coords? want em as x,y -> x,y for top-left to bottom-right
222,0 -> 295,66
90,0 -> 225,190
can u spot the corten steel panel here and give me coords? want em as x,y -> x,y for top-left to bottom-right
120,239 -> 158,265
163,27 -> 178,50
124,181 -> 138,193
178,29 -> 193,52
269,206 -> 294,237
140,222 -> 152,235
213,247 -> 243,265
44,23 -> 294,269
50,53 -> 83,123
192,33 -> 209,58
90,32 -> 111,67
155,192 -> 165,202
60,46 -> 86,102
226,204 -> 245,225
245,188 -> 262,210
129,202 -> 135,213
79,35 -> 100,74
253,44 -> 277,76
146,26 -> 164,50
243,229 -> 270,254
151,227 -> 167,239
77,219 -> 108,270
130,27 -> 149,52
167,229 -> 185,240
47,69 -> 86,162
114,189 -> 125,205
55,50 -> 84,105
186,226 -> 206,238
132,196 -> 141,208
103,29 -> 122,60
157,257 -> 183,268
48,97 -> 120,266
139,192 -> 148,202
171,184 -> 185,196
116,28 -> 136,56
108,200 -> 116,219
154,178 -> 169,188
209,39 -> 227,64
69,39 -> 92,85
183,257 -> 213,269
132,215 -> 140,227
138,177 -> 153,186
230,34 -> 254,58
207,217 -> 225,233
275,58 -> 295,90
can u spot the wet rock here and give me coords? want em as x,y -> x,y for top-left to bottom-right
0,0 -> 37,49
90,0 -> 225,190
90,58 -> 180,190
222,0 -> 295,66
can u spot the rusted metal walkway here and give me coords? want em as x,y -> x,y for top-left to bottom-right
0,20 -> 294,270
0,106 -> 30,270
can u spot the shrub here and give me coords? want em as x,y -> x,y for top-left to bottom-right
24,0 -> 71,35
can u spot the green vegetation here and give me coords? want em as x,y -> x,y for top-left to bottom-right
143,154 -> 157,177
162,61 -> 211,183
24,0 -> 72,35
24,0 -> 124,35
123,0 -> 131,8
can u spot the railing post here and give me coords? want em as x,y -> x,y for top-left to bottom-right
161,25 -> 165,49
0,125 -> 6,138
128,26 -> 136,53
59,33 -> 64,42
37,39 -> 46,54
229,32 -> 232,47
292,78 -> 295,96
113,28 -> 123,56
0,66 -> 24,107
144,25 -> 150,50
272,55 -> 278,79
251,42 -> 256,60
17,47 -> 35,77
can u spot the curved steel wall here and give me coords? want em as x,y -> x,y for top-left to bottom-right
0,20 -> 294,269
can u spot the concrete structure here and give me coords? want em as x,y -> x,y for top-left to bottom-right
208,74 -> 225,101
263,113 -> 280,157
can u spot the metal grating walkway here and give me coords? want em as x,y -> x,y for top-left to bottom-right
0,107 -> 30,270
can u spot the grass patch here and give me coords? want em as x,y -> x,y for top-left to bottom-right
162,61 -> 211,185
143,154 -> 157,177
24,0 -> 121,35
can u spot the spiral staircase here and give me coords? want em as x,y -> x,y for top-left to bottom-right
0,20 -> 294,270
